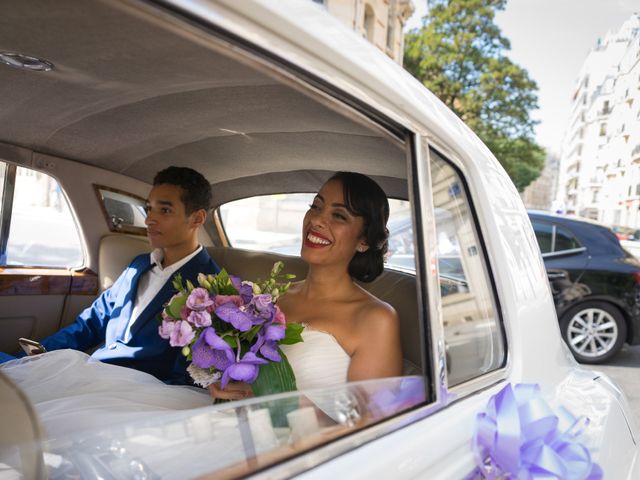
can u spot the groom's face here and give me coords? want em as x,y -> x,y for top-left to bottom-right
145,183 -> 198,250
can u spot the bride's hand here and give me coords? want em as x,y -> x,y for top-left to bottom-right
208,381 -> 253,401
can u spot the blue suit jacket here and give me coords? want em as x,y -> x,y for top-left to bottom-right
38,248 -> 219,383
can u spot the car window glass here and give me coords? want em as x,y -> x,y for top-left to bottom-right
95,185 -> 147,235
429,150 -> 505,386
220,194 -> 414,270
41,376 -> 426,478
554,226 -> 580,252
219,194 -> 314,255
531,220 -> 553,253
2,163 -> 83,268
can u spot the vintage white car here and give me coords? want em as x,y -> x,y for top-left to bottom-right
0,0 -> 638,478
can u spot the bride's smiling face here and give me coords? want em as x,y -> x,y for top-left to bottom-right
301,179 -> 368,267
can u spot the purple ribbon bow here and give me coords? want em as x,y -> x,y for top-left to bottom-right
472,383 -> 603,480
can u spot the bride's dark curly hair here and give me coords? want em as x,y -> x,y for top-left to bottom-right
329,172 -> 389,283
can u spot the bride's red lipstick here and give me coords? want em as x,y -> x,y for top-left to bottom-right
304,230 -> 331,249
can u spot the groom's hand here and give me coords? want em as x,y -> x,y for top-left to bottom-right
208,381 -> 253,401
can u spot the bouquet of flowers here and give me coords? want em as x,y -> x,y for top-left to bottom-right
158,261 -> 303,396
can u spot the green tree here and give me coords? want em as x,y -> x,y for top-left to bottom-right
404,0 -> 545,191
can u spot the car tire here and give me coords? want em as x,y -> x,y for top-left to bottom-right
560,301 -> 626,364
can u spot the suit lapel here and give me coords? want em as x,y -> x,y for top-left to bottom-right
114,256 -> 153,340
127,249 -> 211,339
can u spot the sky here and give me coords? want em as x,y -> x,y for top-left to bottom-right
405,1 -> 639,154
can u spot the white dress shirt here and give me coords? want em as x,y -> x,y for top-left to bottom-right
123,245 -> 203,341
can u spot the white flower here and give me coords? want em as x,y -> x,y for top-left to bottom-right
187,364 -> 221,387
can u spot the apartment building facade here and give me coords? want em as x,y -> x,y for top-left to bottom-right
556,14 -> 640,227
313,0 -> 415,65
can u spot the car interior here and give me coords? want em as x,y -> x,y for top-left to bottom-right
0,0 -> 422,366
0,1 -> 513,476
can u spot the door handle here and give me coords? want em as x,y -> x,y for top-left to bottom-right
547,271 -> 567,279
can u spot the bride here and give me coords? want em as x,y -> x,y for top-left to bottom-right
1,172 -> 402,437
210,171 -> 402,400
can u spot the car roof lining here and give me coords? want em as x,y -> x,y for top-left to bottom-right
0,0 -> 408,202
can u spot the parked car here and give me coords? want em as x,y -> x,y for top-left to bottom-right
612,226 -> 640,241
1,1 -> 639,478
529,211 -> 640,364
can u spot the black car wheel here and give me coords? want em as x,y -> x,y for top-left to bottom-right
560,301 -> 626,364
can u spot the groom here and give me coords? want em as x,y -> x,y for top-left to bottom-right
0,166 -> 220,384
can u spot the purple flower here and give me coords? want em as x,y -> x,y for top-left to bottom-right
187,310 -> 212,327
252,294 -> 275,320
251,324 -> 285,362
167,320 -> 195,347
257,341 -> 281,362
158,319 -> 175,339
215,303 -> 257,332
231,275 -> 253,304
220,351 -> 268,388
186,288 -> 214,311
263,324 -> 285,342
191,327 -> 235,370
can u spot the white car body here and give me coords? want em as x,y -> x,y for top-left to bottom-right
0,0 -> 638,478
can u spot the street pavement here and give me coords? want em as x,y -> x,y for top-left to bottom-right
586,344 -> 640,425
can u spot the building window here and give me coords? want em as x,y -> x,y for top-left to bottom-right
599,124 -> 607,136
364,4 -> 375,42
386,8 -> 395,51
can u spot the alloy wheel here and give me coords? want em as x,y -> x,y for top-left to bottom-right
566,308 -> 618,359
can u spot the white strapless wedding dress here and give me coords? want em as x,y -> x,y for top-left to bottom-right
281,326 -> 351,391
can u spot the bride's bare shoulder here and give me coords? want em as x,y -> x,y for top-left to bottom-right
354,289 -> 399,335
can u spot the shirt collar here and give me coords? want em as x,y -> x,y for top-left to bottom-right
150,245 -> 203,273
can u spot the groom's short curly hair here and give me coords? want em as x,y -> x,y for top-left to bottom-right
153,166 -> 212,214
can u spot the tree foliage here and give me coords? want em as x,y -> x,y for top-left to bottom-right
404,0 -> 545,191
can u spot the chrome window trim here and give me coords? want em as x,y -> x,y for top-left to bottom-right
414,135 -> 446,402
552,224 -> 583,252
0,163 -> 16,264
421,140 -> 511,398
541,246 -> 587,258
532,218 -> 584,257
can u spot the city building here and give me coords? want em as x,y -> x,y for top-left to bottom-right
556,13 -> 640,227
313,0 -> 415,65
521,152 -> 560,212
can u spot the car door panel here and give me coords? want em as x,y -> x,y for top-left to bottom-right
544,252 -> 590,311
0,269 -> 97,353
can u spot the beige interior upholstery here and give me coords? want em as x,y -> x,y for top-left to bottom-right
208,247 -> 422,370
0,371 -> 45,479
99,234 -> 152,291
97,235 -> 422,370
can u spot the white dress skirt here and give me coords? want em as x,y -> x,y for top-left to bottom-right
0,329 -> 354,478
